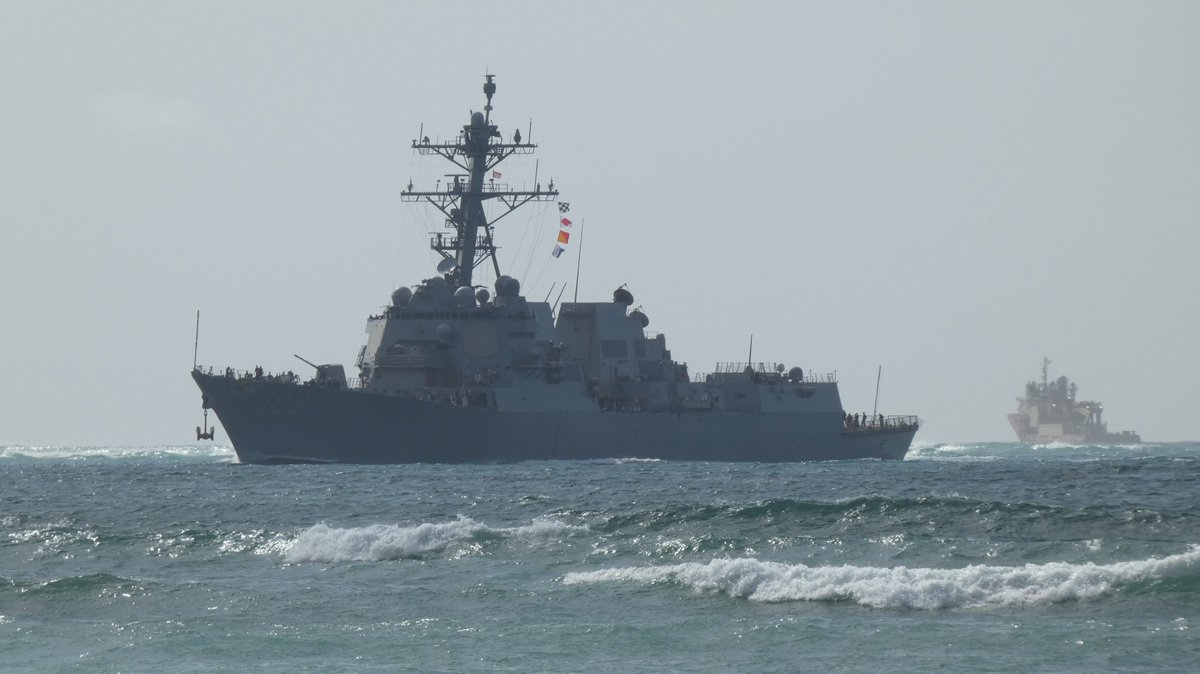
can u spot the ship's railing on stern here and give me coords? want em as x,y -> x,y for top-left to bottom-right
843,414 -> 920,434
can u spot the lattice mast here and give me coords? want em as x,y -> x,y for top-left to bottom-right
400,74 -> 559,288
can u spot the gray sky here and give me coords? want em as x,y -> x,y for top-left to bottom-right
3,1 -> 1197,446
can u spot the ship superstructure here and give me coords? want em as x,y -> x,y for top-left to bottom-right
1008,358 -> 1140,444
191,76 -> 919,464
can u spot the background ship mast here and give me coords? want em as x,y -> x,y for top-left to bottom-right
401,74 -> 559,288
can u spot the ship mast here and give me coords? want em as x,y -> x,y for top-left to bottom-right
400,74 -> 559,289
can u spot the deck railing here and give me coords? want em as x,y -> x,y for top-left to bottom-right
844,414 -> 920,433
194,365 -> 360,390
693,363 -> 837,384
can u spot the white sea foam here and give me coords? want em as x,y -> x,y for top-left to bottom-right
905,443 -> 1003,462
285,516 -> 585,563
506,517 -> 585,537
582,457 -> 664,465
562,547 -> 1200,609
909,440 -> 959,451
0,444 -> 235,461
906,443 -> 966,458
1030,441 -> 1086,450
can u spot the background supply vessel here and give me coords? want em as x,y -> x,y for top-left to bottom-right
191,76 -> 919,463
1008,358 -> 1140,444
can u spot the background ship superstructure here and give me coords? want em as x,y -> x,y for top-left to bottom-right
1008,358 -> 1140,444
191,76 -> 919,463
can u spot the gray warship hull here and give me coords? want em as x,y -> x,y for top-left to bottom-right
194,371 -> 915,464
189,76 -> 921,463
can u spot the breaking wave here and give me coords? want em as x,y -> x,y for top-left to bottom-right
285,516 -> 586,563
562,546 -> 1200,608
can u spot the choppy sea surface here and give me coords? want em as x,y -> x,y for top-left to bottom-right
2,442 -> 1197,673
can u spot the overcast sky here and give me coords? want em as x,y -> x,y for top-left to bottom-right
2,1 -> 1197,446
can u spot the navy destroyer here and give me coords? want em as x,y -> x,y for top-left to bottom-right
191,76 -> 920,463
1008,359 -> 1140,444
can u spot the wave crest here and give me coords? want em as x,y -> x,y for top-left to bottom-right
562,547 -> 1200,608
285,516 -> 584,563
8,573 -> 148,599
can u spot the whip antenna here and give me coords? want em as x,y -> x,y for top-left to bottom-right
193,310 -> 200,370
873,365 -> 882,418
573,218 -> 585,303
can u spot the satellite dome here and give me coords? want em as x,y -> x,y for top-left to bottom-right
390,286 -> 413,307
454,286 -> 476,307
471,111 -> 486,127
613,287 -> 634,306
495,275 -> 521,297
475,288 -> 491,305
629,309 -> 649,328
788,367 -> 804,381
435,323 -> 454,344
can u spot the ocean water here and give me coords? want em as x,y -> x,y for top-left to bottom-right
1,442 -> 1197,673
